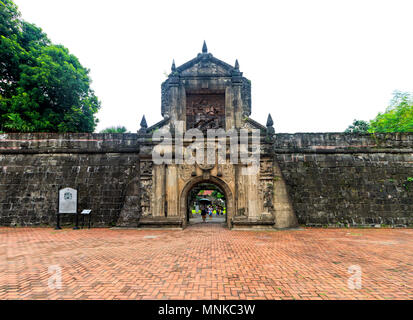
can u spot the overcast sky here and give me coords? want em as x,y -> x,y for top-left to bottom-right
14,0 -> 413,133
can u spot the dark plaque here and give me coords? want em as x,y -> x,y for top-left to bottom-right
186,93 -> 225,131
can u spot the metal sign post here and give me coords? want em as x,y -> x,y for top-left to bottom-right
81,210 -> 92,229
55,214 -> 62,230
73,213 -> 80,230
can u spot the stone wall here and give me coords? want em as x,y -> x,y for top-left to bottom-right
0,132 -> 412,227
0,133 -> 139,227
274,133 -> 413,227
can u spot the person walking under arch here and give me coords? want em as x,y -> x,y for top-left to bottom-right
201,206 -> 207,223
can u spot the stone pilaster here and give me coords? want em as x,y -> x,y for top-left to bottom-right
273,161 -> 298,229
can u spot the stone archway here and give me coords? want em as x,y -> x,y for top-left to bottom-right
180,176 -> 234,229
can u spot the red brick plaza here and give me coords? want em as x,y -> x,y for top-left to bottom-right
0,225 -> 411,300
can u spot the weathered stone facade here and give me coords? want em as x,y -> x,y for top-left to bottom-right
0,44 -> 412,228
0,132 -> 412,228
274,133 -> 413,227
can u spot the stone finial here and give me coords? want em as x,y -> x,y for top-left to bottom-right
171,59 -> 176,72
202,40 -> 208,53
139,115 -> 148,134
266,113 -> 274,127
231,59 -> 242,79
140,115 -> 148,129
266,113 -> 275,136
235,59 -> 239,70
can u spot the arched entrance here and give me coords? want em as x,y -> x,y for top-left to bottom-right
180,176 -> 234,229
187,182 -> 227,225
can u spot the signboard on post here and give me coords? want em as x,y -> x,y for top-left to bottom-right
59,188 -> 77,214
81,210 -> 92,229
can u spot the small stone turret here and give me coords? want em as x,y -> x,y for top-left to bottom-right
266,113 -> 275,135
139,115 -> 148,134
202,40 -> 208,53
234,59 -> 240,71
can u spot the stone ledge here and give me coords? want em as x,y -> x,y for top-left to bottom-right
232,217 -> 275,227
273,148 -> 413,154
138,217 -> 183,228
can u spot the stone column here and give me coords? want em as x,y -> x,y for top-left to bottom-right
235,165 -> 248,217
245,171 -> 260,219
153,164 -> 166,217
231,68 -> 244,129
166,165 -> 179,216
168,76 -> 180,124
225,86 -> 234,129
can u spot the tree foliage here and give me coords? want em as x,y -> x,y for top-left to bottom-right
369,91 -> 413,133
345,119 -> 370,134
0,0 -> 100,133
212,190 -> 224,199
100,126 -> 129,133
345,91 -> 413,134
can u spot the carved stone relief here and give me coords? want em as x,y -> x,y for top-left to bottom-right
241,121 -> 255,130
140,179 -> 152,216
179,164 -> 193,181
260,181 -> 274,213
186,94 -> 225,130
221,164 -> 234,183
140,161 -> 153,176
197,162 -> 215,171
260,159 -> 273,178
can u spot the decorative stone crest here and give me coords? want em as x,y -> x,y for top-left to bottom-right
140,161 -> 153,176
221,164 -> 234,182
197,162 -> 215,171
179,165 -> 193,181
186,94 -> 225,130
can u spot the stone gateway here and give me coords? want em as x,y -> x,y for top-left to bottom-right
0,43 -> 412,228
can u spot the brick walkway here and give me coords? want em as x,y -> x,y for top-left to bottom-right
0,225 -> 412,300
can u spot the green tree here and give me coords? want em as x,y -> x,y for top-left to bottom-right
211,190 -> 224,198
345,119 -> 370,134
0,0 -> 100,133
369,91 -> 413,133
100,126 -> 129,133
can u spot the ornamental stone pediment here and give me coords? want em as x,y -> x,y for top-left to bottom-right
179,60 -> 232,77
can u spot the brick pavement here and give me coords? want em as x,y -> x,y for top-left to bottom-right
0,224 -> 412,300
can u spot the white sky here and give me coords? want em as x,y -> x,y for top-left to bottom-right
14,0 -> 413,133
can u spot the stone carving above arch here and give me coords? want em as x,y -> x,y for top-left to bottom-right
220,164 -> 234,183
179,164 -> 194,181
186,93 -> 226,130
197,162 -> 215,171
